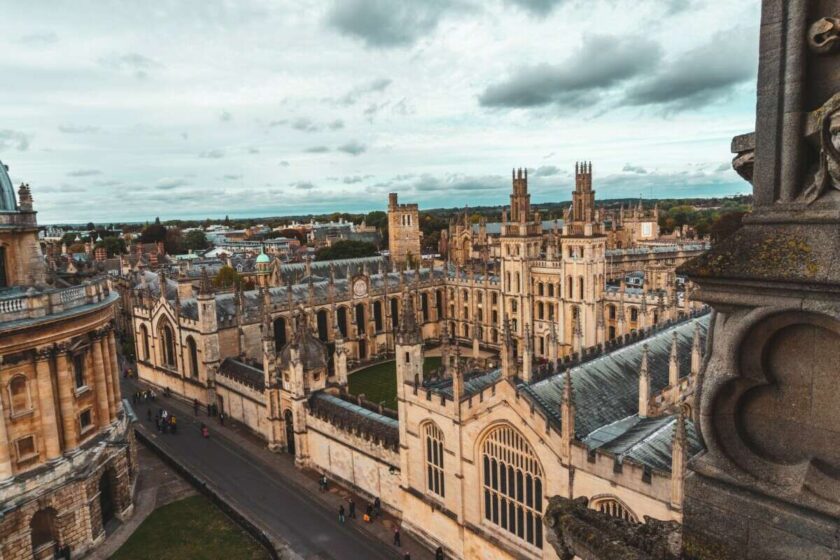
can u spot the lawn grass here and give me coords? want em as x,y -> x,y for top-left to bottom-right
111,495 -> 269,560
348,356 -> 442,410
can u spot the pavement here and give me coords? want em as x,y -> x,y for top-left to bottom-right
122,376 -> 432,560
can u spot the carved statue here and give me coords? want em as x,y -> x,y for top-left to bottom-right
804,92 -> 840,203
807,17 -> 840,55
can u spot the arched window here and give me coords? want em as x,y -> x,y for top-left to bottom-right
274,317 -> 287,350
591,497 -> 638,523
355,303 -> 366,333
373,302 -> 383,333
9,374 -> 31,414
139,324 -> 150,361
337,307 -> 349,337
548,284 -> 554,297
30,508 -> 58,558
159,321 -> 176,368
421,293 -> 429,322
537,302 -> 544,320
567,276 -> 573,299
481,425 -> 543,548
630,308 -> 639,322
578,276 -> 585,300
317,309 -> 329,341
186,337 -> 199,378
390,298 -> 399,329
424,423 -> 445,498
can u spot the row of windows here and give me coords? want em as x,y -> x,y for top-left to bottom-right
138,322 -> 200,378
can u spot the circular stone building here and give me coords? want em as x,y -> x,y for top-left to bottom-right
0,161 -> 136,559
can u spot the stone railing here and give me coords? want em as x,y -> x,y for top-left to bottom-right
0,277 -> 114,329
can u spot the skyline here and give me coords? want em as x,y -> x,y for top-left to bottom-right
1,0 -> 759,223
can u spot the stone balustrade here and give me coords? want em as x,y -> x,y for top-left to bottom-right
0,277 -> 114,329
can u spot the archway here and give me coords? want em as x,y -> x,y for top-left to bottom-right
98,469 -> 117,531
284,409 -> 295,456
30,508 -> 58,560
358,338 -> 367,359
317,310 -> 329,341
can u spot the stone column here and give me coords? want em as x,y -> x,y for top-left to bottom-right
0,397 -> 13,483
108,332 -> 123,414
57,352 -> 79,451
100,337 -> 116,423
91,338 -> 111,428
35,349 -> 62,460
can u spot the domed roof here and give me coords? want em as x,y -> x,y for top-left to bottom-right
0,161 -> 17,212
256,251 -> 270,264
279,315 -> 327,372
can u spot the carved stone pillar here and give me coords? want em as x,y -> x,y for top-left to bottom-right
35,349 -> 62,460
680,2 -> 840,558
99,336 -> 116,423
108,332 -> 123,414
0,397 -> 13,483
57,351 -> 79,451
91,336 -> 111,428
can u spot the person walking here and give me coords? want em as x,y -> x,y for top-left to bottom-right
348,498 -> 356,519
435,546 -> 445,560
373,497 -> 381,518
338,505 -> 345,524
219,411 -> 225,426
404,553 -> 411,560
393,525 -> 401,547
193,398 -> 200,415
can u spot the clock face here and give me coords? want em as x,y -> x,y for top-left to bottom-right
353,278 -> 367,298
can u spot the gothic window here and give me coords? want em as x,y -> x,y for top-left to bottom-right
463,323 -> 469,338
631,308 -> 639,322
436,290 -> 444,318
537,302 -> 544,320
506,273 -> 511,292
477,291 -> 483,303
421,293 -> 429,322
355,303 -> 365,333
511,300 -> 518,313
578,276 -> 585,300
274,317 -> 287,350
373,301 -> 383,332
425,422 -> 445,498
548,304 -> 555,320
160,321 -> 176,368
515,273 -> 520,292
186,337 -> 199,378
463,306 -> 469,320
478,308 -> 484,321
390,298 -> 399,329
609,305 -> 616,320
492,310 -> 498,324
581,247 -> 585,259
9,374 -> 32,415
491,293 -> 498,305
463,289 -> 469,302
481,425 -> 543,548
548,284 -> 554,297
139,324 -> 150,361
317,309 -> 330,340
591,497 -> 638,523
567,276 -> 573,299
73,353 -> 86,388
338,307 -> 349,337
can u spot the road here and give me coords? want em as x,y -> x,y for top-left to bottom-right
126,381 -> 408,560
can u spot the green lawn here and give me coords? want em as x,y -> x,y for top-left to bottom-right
112,495 -> 270,560
348,356 -> 442,410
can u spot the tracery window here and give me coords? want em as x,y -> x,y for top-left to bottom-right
481,425 -> 543,548
160,322 -> 176,368
186,336 -> 199,378
139,324 -> 150,360
424,422 -> 445,498
591,497 -> 638,523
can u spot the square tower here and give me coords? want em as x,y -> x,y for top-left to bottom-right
387,193 -> 421,266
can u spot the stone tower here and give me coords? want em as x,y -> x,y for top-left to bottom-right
387,193 -> 421,266
680,2 -> 840,558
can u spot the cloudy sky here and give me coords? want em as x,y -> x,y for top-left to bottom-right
1,0 -> 760,223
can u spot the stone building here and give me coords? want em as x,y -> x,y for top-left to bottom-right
0,161 -> 135,560
124,162 -> 708,557
387,192 -> 422,265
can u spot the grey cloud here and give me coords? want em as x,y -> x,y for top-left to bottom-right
268,119 -> 288,128
59,124 -> 99,134
92,179 -> 121,187
291,117 -> 319,132
0,129 -> 32,151
247,147 -> 260,154
67,169 -> 101,177
198,149 -> 225,159
622,163 -> 648,174
279,160 -> 290,167
479,34 -> 662,109
328,119 -> 345,130
337,140 -> 367,156
624,26 -> 758,111
343,175 -> 373,184
219,110 -> 232,122
326,0 -> 455,48
504,0 -> 565,16
304,146 -> 330,154
18,32 -> 58,45
532,165 -> 562,177
380,173 -> 509,194
291,181 -> 315,190
155,178 -> 190,190
223,174 -> 242,181
99,52 -> 161,79
337,78 -> 392,105
715,163 -> 732,173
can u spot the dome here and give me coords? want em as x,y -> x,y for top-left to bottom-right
0,161 -> 17,212
256,252 -> 270,264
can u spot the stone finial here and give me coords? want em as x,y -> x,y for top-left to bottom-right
671,408 -> 688,510
199,266 -> 213,296
690,322 -> 702,376
17,183 -> 33,211
638,344 -> 650,418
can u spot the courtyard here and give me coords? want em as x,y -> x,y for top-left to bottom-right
348,356 -> 442,409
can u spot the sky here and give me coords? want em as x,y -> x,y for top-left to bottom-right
0,0 -> 761,223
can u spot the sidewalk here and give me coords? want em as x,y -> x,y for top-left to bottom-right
124,377 -> 432,559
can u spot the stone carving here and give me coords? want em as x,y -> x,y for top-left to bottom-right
807,17 -> 840,55
804,92 -> 840,202
708,311 -> 840,512
730,132 -> 755,185
543,496 -> 681,560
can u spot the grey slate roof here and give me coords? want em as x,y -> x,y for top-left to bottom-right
218,358 -> 265,392
310,392 -> 399,430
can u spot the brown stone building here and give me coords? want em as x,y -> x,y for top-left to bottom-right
0,161 -> 136,560
387,193 -> 421,265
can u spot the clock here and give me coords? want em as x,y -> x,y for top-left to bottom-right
353,278 -> 368,298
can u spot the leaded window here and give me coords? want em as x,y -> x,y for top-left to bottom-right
424,423 -> 445,498
481,425 -> 543,548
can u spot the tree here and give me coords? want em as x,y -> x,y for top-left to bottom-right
164,227 -> 185,255
184,230 -> 209,251
213,266 -> 241,289
139,217 -> 167,244
95,236 -> 127,257
315,240 -> 377,261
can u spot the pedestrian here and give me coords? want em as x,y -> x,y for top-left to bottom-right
219,412 -> 225,426
201,423 -> 209,438
170,415 -> 177,434
348,498 -> 356,519
393,526 -> 401,547
193,398 -> 199,415
338,505 -> 345,523
435,546 -> 445,560
404,554 -> 411,560
365,504 -> 373,522
373,497 -> 381,518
